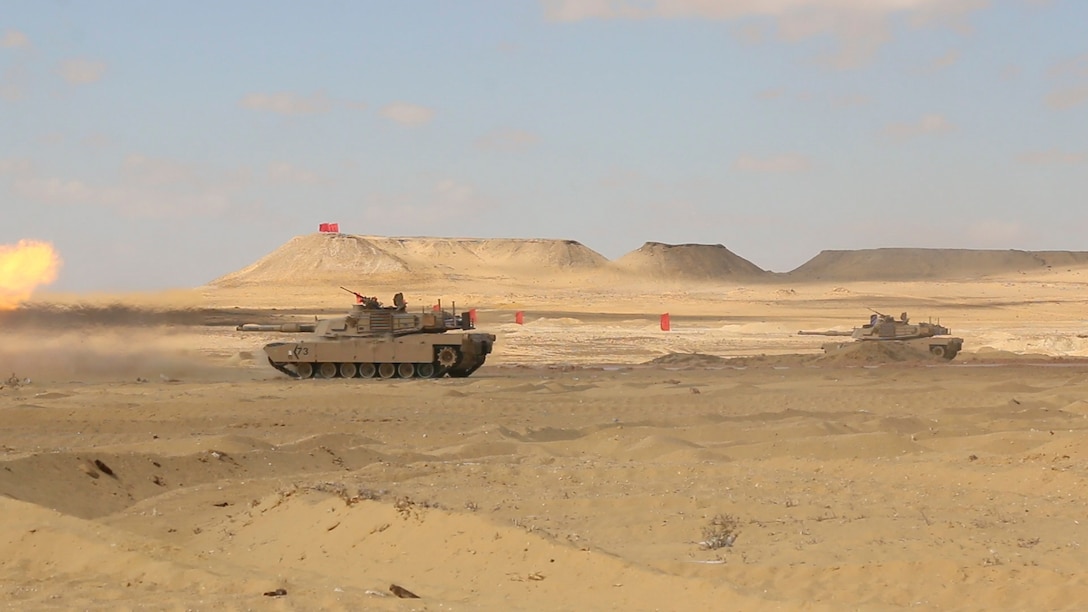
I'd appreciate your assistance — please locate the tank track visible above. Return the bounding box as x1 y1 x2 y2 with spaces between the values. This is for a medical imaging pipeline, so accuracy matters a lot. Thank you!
266 354 490 380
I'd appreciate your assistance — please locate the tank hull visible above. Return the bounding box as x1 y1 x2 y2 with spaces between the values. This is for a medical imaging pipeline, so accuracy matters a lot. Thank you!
821 336 963 360
263 332 495 379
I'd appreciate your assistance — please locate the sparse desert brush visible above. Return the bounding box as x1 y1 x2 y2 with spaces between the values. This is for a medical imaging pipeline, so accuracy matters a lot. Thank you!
700 513 739 550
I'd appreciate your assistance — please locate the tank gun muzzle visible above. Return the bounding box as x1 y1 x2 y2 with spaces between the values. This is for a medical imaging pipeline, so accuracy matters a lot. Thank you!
236 323 317 333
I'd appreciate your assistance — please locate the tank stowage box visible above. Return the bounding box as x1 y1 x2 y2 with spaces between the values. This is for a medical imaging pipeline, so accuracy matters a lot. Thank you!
799 311 963 360
237 291 496 379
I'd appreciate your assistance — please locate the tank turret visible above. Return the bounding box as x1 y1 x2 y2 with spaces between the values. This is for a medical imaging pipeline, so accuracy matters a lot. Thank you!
799 310 963 360
237 290 495 379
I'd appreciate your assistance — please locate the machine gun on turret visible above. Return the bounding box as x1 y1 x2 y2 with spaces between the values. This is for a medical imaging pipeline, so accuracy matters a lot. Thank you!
340 286 381 308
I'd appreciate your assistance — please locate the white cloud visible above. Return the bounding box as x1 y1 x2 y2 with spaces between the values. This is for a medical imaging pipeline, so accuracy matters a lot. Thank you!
1 30 30 48
59 59 106 85
267 161 326 185
240 92 333 115
883 113 955 140
733 153 812 173
542 0 988 68
475 128 539 152
380 102 435 127
1016 150 1088 166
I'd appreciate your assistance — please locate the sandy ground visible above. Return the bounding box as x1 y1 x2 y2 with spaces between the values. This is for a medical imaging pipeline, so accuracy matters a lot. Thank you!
3 275 1088 610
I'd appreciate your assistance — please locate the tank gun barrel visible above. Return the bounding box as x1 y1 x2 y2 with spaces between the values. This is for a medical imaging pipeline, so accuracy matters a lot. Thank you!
797 330 853 337
237 323 317 333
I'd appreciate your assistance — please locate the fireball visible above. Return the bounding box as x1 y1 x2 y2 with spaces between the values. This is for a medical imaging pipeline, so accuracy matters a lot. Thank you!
0 240 62 310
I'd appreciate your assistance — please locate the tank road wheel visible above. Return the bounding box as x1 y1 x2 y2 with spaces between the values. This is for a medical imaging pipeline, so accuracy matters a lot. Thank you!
397 363 416 378
358 363 377 379
378 363 397 379
295 362 314 379
929 345 947 359
416 363 436 379
317 362 338 379
436 346 460 369
339 362 358 378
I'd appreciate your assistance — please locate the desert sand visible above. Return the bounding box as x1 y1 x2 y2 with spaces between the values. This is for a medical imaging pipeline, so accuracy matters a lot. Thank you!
4 234 1088 611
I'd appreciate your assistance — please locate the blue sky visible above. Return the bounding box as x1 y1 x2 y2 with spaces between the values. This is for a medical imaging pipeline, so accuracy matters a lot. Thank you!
2 0 1086 291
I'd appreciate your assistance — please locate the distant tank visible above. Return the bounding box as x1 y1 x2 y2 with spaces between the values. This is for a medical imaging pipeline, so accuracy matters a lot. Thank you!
237 289 496 379
799 311 964 360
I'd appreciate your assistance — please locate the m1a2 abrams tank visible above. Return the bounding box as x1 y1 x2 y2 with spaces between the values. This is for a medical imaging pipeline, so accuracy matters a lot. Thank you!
799 311 964 360
237 289 496 379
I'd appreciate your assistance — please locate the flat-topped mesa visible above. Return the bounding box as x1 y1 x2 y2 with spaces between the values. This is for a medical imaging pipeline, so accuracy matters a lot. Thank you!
236 290 494 380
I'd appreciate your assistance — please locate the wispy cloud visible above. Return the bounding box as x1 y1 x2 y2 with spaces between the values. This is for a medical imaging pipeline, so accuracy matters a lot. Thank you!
1 30 30 48
1043 51 1088 110
924 49 961 73
11 176 237 218
0 67 25 101
1045 85 1088 110
831 94 872 109
0 158 34 177
966 219 1024 244
1016 150 1088 166
756 88 869 109
883 114 955 140
4 155 251 218
121 154 199 186
733 153 812 173
475 128 539 152
361 179 492 227
59 59 106 85
541 0 989 68
1047 52 1088 79
240 92 334 115
380 102 435 126
267 161 327 185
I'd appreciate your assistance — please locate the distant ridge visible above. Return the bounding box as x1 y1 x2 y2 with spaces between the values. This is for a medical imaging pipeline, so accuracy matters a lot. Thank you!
210 234 609 287
375 236 608 270
210 235 1088 288
614 242 767 280
788 248 1088 281
211 235 412 288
